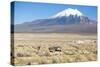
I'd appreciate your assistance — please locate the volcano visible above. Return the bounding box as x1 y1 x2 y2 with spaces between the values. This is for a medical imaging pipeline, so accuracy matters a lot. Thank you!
14 8 97 33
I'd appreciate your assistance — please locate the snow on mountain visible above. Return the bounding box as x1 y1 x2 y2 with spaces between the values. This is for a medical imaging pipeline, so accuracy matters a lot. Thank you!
51 8 83 18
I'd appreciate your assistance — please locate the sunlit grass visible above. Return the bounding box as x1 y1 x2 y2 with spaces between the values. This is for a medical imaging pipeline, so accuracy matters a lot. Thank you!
11 33 97 65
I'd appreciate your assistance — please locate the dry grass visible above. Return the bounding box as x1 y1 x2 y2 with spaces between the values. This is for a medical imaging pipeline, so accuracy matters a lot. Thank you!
11 33 97 65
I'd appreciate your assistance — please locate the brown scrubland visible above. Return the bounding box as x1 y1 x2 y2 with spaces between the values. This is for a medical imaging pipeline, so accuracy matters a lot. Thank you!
11 33 97 65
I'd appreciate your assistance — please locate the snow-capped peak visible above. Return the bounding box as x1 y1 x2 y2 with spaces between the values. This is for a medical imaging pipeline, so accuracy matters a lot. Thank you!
51 8 83 18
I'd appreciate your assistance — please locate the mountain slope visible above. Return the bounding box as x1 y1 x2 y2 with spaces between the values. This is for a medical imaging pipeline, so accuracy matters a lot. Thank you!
14 8 97 33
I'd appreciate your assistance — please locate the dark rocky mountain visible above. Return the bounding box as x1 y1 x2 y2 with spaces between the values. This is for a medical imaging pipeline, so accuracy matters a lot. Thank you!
13 8 97 33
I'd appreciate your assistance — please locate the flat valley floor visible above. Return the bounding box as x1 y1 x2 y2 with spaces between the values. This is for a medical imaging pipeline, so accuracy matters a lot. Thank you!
11 33 97 65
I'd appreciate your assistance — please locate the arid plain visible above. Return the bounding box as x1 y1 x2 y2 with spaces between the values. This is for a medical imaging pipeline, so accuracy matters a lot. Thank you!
11 33 97 65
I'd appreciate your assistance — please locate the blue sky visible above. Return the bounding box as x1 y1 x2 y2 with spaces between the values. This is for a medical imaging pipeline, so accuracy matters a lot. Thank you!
12 1 97 24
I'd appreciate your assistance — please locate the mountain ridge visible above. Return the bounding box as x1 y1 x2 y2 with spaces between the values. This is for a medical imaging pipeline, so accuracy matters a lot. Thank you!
13 8 97 33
